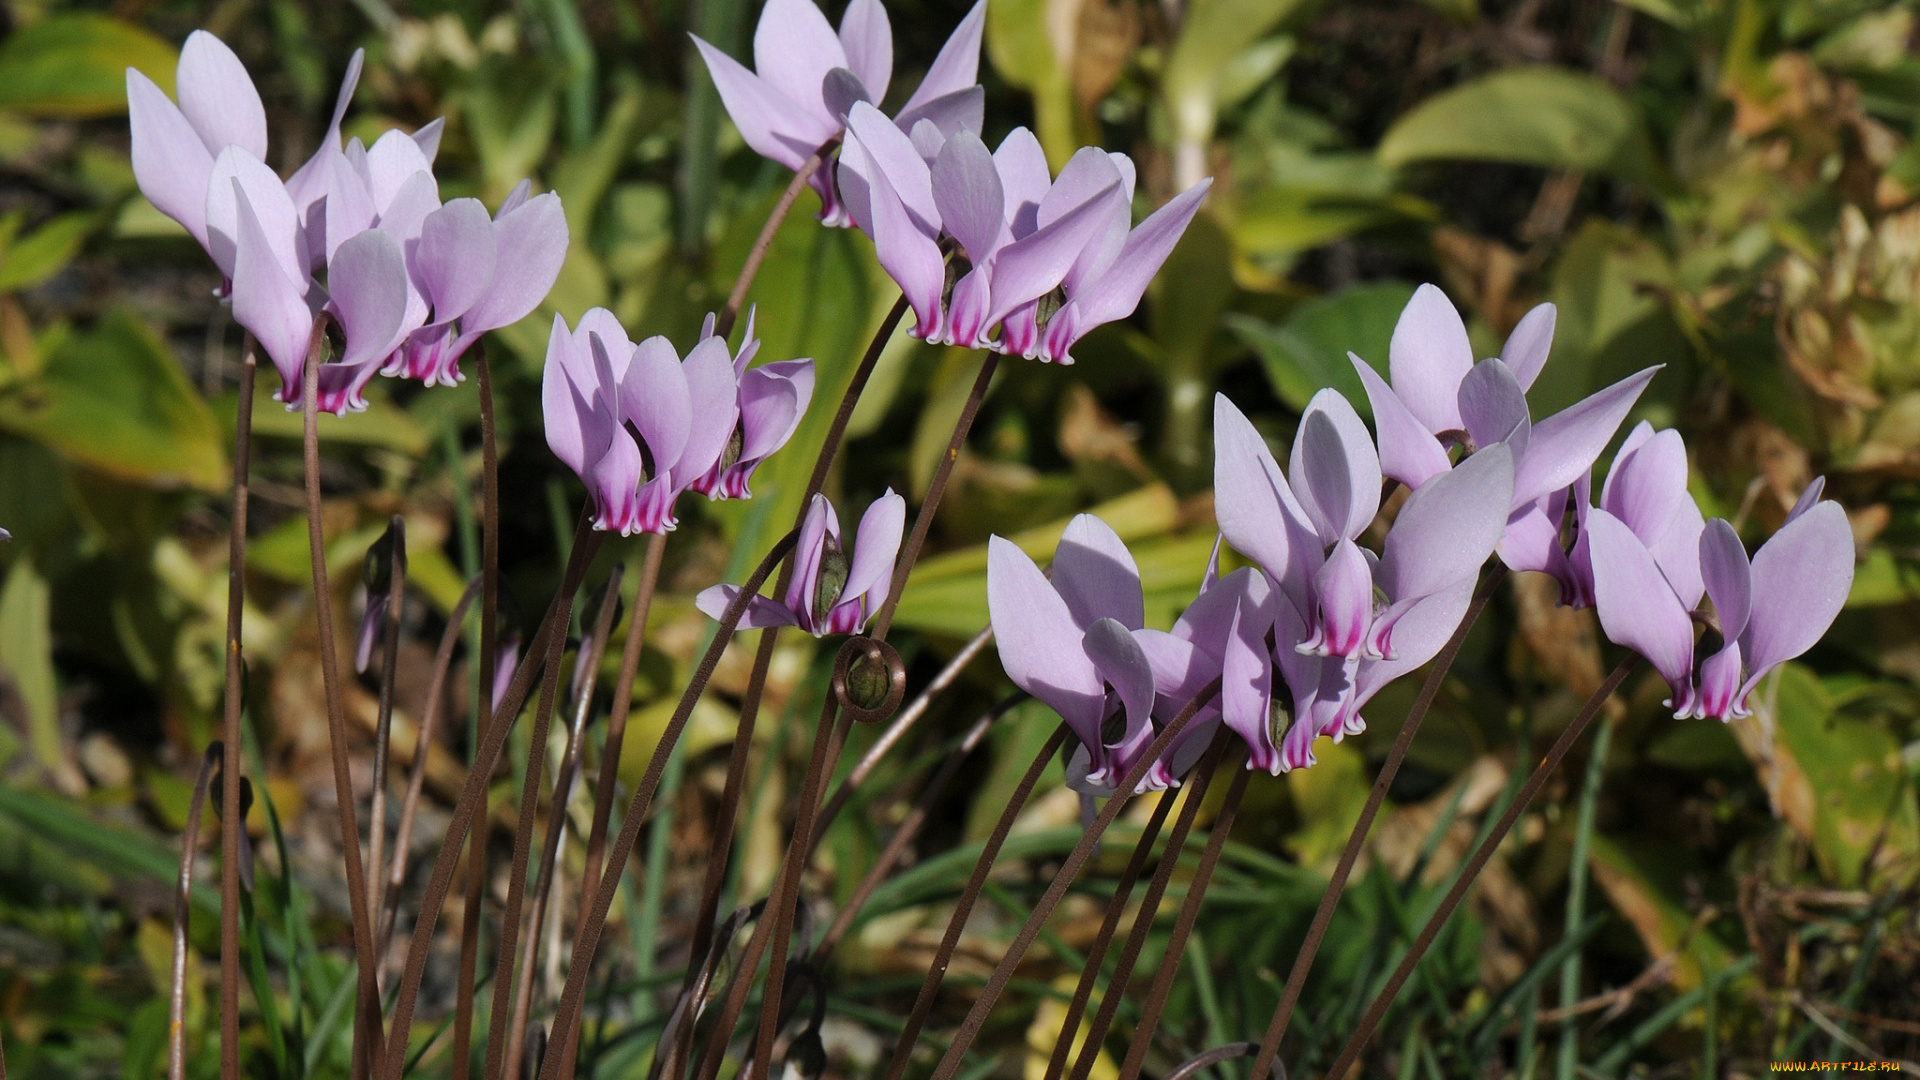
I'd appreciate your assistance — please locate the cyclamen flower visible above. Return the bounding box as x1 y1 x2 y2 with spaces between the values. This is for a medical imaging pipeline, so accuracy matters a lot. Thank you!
543 309 756 535
987 516 1166 794
697 492 907 636
1564 421 1705 609
1214 393 1514 771
694 0 987 226
1352 285 1656 576
840 105 1211 363
1588 481 1853 720
685 311 818 500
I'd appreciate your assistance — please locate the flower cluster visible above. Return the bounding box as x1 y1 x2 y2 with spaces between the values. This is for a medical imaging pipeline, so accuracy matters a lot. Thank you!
542 308 816 535
988 285 1856 795
128 34 567 413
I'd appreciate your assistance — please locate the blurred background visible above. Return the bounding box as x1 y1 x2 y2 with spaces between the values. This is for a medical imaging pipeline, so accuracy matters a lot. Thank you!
0 0 1915 1075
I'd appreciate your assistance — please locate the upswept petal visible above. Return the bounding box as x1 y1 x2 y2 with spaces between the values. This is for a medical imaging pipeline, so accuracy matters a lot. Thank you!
786 495 839 621
1215 572 1281 772
206 146 302 281
846 102 939 232
1212 394 1306 585
692 37 829 170
695 585 803 629
1351 356 1452 490
1698 518 1752 641
980 181 1122 329
844 135 945 338
988 535 1108 741
1040 179 1210 354
328 229 411 370
1738 501 1854 704
1500 302 1556 391
1601 424 1688 541
837 0 893 104
753 0 849 119
365 129 435 212
376 171 441 243
674 337 741 480
542 316 593 476
1379 444 1513 602
457 192 569 337
1038 148 1125 227
1512 367 1659 507
1787 477 1826 524
1292 390 1381 543
992 127 1051 235
176 31 267 160
1053 514 1145 631
1457 358 1531 454
229 182 315 394
285 49 364 216
622 337 694 471
1587 509 1697 713
737 358 816 460
414 199 498 322
900 0 986 116
1497 491 1573 584
322 150 376 262
893 86 984 144
931 130 1004 263
1388 284 1474 435
128 70 215 248
412 117 445 164
844 490 906 616
1647 496 1706 611
1083 618 1156 741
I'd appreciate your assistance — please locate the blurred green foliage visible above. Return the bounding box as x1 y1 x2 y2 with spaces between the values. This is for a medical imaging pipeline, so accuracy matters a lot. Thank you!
0 0 1915 1076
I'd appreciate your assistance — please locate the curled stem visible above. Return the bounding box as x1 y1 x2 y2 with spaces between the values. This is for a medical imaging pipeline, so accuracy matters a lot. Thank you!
301 322 384 1071
1321 656 1639 1077
217 342 255 1080
173 744 221 1080
921 678 1223 1080
1247 566 1507 1078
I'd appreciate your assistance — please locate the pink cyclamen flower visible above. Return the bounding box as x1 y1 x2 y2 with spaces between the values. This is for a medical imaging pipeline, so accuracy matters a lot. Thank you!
1563 420 1706 608
685 310 818 500
1352 285 1656 579
543 309 750 535
697 491 907 636
987 515 1168 794
694 0 987 226
840 106 1210 362
1213 393 1514 770
1588 481 1853 720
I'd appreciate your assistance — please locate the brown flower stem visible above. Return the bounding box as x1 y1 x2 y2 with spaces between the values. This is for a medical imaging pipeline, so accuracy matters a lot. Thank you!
881 724 1070 1080
453 349 504 1080
503 568 624 1080
1039 768 1186 1080
535 530 799 1080
555 531 667 1080
919 678 1222 1080
367 516 407 985
174 745 221 1080
377 577 481 965
380 517 605 1080
301 325 384 1072
869 351 997 642
1321 656 1638 1078
217 341 255 1080
1065 736 1232 1080
482 587 577 1080
810 690 1026 963
812 623 994 843
716 145 832 341
1116 761 1254 1080
1245 566 1507 1080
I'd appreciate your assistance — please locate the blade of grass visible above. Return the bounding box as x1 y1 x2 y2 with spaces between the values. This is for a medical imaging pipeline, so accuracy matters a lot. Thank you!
1557 714 1614 1080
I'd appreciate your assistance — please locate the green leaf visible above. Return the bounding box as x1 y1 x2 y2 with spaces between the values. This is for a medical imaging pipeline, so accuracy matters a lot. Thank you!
0 310 227 491
0 558 82 792
0 13 179 119
1163 0 1309 152
985 0 1086 166
1844 549 1920 607
0 212 101 293
1377 67 1657 183
1231 281 1416 415
226 376 428 457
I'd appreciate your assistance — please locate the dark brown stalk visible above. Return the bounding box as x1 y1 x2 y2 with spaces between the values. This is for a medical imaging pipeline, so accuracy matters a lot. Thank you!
881 724 1070 1080
217 343 255 1080
534 530 799 1080
920 678 1222 1080
1064 737 1232 1080
813 623 994 841
1163 1043 1280 1080
1038 770 1186 1080
1245 567 1506 1080
1320 657 1639 1078
368 516 407 974
715 146 832 340
482 595 577 1080
301 327 384 1071
377 577 480 965
380 518 605 1080
662 295 913 1069
555 531 667 1080
735 698 855 1080
811 691 1026 962
503 569 624 1080
454 349 504 1080
1116 762 1254 1080
868 351 998 642
173 745 220 1080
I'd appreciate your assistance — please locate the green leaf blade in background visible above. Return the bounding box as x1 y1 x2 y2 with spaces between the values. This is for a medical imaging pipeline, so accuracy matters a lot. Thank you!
1231 281 1416 416
0 13 178 119
1377 66 1658 184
